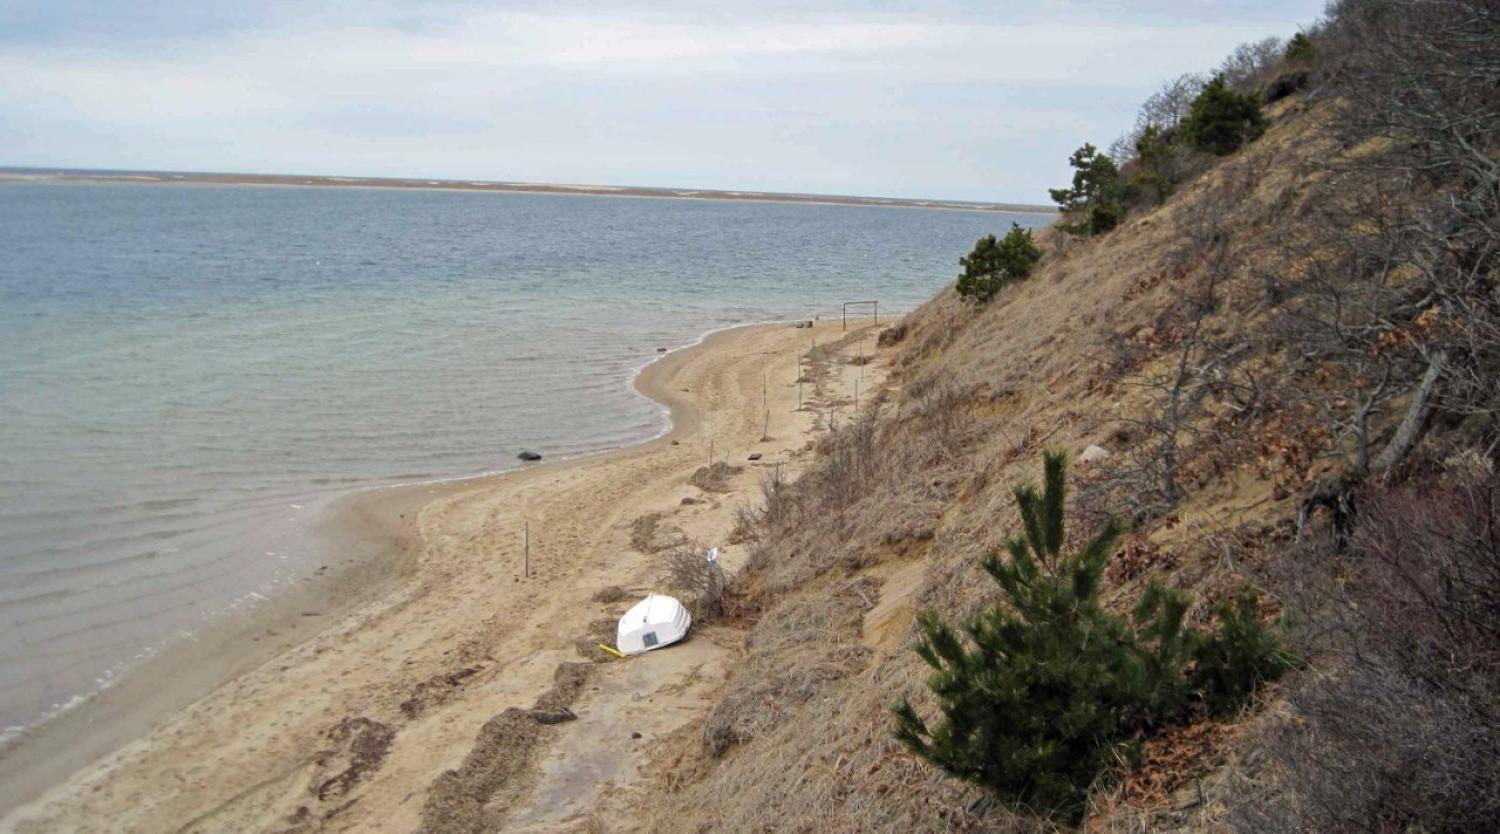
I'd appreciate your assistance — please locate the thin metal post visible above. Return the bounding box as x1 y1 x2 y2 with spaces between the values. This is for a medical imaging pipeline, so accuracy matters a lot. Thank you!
524 520 530 578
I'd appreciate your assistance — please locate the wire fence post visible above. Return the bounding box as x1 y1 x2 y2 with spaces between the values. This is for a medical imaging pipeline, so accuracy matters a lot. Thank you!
524 520 530 578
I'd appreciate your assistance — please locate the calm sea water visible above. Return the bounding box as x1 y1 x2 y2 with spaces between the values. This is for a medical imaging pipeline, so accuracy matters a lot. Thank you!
0 180 1048 740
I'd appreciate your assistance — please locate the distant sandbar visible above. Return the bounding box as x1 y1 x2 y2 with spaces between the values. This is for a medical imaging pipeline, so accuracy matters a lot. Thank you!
0 168 1057 214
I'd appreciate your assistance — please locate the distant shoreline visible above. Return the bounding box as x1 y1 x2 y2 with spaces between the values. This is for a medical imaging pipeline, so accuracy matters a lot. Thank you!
0 167 1057 215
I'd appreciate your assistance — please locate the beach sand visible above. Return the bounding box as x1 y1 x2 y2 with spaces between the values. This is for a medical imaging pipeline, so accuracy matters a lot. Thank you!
0 319 883 833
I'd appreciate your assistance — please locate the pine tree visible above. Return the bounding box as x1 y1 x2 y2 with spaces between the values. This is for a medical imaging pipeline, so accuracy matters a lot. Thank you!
1049 144 1126 235
1130 124 1179 206
893 452 1295 824
955 224 1042 303
1284 32 1316 66
1181 74 1269 156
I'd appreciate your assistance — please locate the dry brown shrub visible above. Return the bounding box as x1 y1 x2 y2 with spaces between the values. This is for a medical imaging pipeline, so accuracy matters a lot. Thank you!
689 462 742 493
658 541 727 622
628 513 661 552
590 585 630 604
628 512 684 553
1229 474 1500 833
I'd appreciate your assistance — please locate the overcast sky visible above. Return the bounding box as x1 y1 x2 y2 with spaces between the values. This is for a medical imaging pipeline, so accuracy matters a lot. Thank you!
0 1 1327 202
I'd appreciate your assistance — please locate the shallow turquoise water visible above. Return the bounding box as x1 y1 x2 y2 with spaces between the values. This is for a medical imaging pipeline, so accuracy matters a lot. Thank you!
0 180 1049 737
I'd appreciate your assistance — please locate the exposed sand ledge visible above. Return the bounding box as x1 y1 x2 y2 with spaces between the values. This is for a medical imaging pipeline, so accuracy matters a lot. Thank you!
1 318 881 833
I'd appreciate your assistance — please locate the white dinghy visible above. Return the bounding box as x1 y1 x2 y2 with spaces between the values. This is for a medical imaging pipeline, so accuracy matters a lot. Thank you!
616 594 692 656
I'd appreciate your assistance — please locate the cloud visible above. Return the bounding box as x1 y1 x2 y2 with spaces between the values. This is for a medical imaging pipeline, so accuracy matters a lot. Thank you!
0 2 1327 201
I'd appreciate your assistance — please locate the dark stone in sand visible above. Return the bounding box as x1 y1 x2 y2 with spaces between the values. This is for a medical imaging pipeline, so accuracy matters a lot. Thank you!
657 347 668 353
747 452 763 461
517 451 543 461
631 731 643 739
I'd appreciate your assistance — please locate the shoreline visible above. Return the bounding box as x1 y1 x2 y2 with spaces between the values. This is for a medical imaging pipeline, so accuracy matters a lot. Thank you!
0 169 1058 215
0 313 799 809
0 318 869 830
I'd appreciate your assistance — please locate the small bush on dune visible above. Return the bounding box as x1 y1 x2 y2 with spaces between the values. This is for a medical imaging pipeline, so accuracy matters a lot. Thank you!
894 451 1295 824
955 223 1042 303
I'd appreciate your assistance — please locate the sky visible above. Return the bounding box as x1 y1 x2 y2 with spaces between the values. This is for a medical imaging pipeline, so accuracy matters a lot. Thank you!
0 1 1328 203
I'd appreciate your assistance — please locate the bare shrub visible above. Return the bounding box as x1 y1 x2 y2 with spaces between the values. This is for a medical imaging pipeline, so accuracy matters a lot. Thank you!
1266 0 1500 490
910 380 975 460
1218 37 1283 92
590 585 629 604
628 513 660 552
659 541 727 622
1113 72 1208 163
729 394 969 597
689 461 742 493
1231 474 1500 832
729 468 790 545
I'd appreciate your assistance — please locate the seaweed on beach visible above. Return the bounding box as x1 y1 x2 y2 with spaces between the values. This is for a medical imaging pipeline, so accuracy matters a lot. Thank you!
415 662 593 834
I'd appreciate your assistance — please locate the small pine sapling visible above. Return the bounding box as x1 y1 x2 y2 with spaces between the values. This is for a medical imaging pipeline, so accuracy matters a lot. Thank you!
894 451 1294 824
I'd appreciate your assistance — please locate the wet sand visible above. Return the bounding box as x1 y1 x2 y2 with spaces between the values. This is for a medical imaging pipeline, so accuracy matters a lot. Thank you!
0 318 879 833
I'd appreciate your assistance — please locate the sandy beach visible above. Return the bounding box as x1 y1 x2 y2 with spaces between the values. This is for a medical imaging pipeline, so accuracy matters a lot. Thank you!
0 318 883 833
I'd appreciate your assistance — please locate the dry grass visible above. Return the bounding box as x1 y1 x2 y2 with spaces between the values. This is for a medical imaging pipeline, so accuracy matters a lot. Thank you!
590 585 630 604
627 80 1485 833
1225 476 1500 833
628 512 684 553
689 462 742 493
701 576 877 757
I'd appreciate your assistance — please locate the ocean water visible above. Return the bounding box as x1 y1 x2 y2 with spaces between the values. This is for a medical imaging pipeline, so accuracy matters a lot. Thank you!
0 180 1049 741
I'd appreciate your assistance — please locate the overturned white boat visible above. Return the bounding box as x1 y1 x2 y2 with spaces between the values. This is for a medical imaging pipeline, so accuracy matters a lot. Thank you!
616 594 692 656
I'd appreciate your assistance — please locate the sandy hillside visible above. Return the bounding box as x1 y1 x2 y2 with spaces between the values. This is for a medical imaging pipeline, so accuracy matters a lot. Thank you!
1 318 886 834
